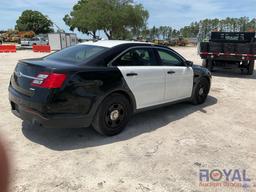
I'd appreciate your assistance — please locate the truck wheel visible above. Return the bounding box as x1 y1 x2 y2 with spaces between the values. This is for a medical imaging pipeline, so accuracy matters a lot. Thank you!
248 61 254 75
206 59 213 72
202 59 208 67
191 78 210 105
92 93 132 136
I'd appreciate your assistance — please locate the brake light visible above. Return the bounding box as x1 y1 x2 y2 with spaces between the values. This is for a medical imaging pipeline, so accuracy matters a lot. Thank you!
31 73 67 89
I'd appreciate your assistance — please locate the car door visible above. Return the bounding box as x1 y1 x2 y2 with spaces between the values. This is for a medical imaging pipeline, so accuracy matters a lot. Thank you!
111 47 166 109
156 48 194 102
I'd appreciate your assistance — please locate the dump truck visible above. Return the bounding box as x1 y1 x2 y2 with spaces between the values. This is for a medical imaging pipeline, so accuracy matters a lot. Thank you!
199 32 256 75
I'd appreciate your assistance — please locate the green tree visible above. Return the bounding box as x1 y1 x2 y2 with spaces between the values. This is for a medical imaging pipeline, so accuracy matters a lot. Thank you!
64 0 149 39
167 27 173 39
16 10 53 34
150 26 157 39
158 26 170 40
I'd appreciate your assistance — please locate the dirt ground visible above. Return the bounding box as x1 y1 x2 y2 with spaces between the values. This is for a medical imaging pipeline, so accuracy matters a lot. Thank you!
0 47 256 192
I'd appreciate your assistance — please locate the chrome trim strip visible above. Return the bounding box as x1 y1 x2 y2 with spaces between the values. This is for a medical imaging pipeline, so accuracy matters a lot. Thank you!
15 71 42 80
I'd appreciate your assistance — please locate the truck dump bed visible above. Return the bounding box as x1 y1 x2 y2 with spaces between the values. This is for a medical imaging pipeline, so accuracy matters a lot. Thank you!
200 32 256 61
199 32 255 75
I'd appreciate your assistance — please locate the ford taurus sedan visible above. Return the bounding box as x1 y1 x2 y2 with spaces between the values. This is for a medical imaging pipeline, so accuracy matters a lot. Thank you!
9 40 211 136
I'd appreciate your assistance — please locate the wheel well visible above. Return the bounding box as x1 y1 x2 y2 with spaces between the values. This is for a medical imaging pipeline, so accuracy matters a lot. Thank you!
106 90 136 112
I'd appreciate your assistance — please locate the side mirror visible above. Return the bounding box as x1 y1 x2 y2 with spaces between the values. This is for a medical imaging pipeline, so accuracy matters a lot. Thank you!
185 60 193 67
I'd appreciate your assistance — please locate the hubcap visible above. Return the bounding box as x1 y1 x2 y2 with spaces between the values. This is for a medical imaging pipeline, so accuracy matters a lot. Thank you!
105 103 125 129
199 87 204 96
110 110 120 121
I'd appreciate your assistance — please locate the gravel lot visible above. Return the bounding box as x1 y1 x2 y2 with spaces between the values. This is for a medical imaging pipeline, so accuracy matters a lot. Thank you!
0 47 256 192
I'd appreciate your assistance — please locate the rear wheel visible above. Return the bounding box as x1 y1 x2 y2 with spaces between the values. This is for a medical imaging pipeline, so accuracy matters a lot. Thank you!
248 61 254 75
92 93 132 136
192 78 210 105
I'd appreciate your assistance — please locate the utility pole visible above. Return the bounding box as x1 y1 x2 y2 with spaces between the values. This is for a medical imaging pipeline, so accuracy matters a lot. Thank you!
46 16 65 33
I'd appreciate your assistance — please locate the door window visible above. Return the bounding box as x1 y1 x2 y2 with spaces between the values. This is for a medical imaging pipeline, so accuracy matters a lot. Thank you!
157 49 183 66
112 48 156 66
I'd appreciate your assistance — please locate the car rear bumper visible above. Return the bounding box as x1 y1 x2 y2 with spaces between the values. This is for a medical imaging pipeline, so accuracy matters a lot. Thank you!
10 105 92 128
9 88 93 128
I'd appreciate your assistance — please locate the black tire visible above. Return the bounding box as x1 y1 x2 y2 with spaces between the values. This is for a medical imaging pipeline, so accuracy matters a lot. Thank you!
206 59 213 72
248 61 254 75
192 78 210 105
202 59 208 67
92 93 132 136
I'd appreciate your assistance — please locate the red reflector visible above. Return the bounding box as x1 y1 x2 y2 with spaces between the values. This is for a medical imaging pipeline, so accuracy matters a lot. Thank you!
31 73 67 89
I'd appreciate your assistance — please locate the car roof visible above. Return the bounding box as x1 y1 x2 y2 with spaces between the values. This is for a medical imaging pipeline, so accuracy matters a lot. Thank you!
79 40 152 48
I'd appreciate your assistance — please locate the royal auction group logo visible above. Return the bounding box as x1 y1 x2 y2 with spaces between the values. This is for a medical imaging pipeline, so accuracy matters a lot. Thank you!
199 169 255 188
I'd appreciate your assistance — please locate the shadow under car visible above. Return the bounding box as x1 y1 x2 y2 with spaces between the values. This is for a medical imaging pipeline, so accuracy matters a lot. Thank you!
22 96 218 151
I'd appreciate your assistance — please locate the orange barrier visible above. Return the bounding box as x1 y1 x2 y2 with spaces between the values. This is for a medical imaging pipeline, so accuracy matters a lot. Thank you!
32 45 51 53
0 45 16 53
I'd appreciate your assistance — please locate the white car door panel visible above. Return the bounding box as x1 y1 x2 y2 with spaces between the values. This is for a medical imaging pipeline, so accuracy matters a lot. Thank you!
118 66 165 109
164 66 194 102
156 48 194 102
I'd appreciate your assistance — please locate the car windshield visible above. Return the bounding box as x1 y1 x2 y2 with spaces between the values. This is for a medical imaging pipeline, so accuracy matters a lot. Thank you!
44 45 108 64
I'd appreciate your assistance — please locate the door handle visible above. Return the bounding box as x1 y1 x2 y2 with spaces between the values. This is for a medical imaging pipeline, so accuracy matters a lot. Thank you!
126 72 138 77
167 71 176 74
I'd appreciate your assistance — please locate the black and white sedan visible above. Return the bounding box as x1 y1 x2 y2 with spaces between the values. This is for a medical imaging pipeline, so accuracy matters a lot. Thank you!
9 40 211 136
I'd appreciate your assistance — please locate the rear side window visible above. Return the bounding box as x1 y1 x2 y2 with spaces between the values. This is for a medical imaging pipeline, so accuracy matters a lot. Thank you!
157 49 183 66
112 48 156 66
45 45 107 64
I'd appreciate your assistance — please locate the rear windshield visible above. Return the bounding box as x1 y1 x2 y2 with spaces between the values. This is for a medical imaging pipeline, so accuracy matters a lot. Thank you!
44 45 107 64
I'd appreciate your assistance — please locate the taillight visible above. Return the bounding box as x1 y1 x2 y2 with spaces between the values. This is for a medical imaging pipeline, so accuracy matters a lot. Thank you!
31 72 67 89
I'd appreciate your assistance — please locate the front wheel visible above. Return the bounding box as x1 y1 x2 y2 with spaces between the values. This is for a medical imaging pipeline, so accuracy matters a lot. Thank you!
191 78 210 105
92 93 132 136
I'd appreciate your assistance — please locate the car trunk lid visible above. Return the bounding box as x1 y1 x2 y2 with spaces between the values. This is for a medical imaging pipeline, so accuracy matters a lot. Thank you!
11 59 59 97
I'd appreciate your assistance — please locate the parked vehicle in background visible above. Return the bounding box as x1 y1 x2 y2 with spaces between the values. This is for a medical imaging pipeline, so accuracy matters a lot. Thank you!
176 36 189 46
21 37 48 47
154 36 188 47
199 32 256 75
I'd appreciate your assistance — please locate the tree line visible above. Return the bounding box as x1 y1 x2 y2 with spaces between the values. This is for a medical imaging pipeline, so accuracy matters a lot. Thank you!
143 17 256 41
181 17 256 40
13 1 256 41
